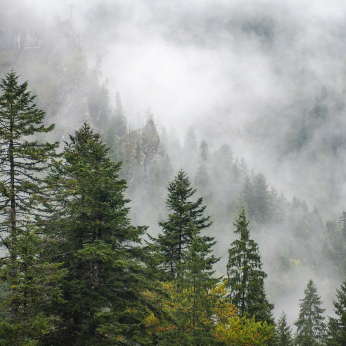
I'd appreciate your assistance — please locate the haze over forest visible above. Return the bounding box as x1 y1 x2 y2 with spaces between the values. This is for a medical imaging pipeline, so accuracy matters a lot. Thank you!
1 0 346 344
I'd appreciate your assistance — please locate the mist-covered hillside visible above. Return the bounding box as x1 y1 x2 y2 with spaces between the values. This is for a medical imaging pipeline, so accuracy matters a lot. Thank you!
1 0 346 344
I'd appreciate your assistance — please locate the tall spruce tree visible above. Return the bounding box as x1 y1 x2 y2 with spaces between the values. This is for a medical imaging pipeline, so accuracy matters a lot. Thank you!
226 208 274 324
277 311 293 346
151 169 213 279
294 279 326 345
0 70 63 343
326 281 346 345
44 123 160 345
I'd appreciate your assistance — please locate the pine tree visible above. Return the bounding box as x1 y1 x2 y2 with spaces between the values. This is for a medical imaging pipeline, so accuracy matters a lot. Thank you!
0 70 62 343
0 228 65 345
44 123 160 345
277 311 293 346
294 279 326 345
226 208 274 324
326 281 346 345
151 169 213 279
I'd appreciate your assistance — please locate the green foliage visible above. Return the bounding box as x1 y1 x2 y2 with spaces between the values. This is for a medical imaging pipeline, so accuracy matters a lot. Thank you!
325 212 346 278
277 312 293 346
0 229 65 346
326 281 346 345
150 169 213 279
294 279 326 345
160 236 220 345
0 70 58 225
44 123 159 345
216 316 275 345
0 70 63 344
227 208 274 325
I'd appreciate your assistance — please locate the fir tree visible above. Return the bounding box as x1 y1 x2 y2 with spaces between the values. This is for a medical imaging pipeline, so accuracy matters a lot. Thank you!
294 279 326 345
44 123 160 345
0 70 62 342
277 311 293 346
0 228 65 345
151 169 213 279
326 281 346 345
226 208 274 325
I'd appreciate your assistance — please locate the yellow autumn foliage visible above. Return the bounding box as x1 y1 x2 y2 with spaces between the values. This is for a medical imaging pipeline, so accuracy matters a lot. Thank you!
143 281 274 344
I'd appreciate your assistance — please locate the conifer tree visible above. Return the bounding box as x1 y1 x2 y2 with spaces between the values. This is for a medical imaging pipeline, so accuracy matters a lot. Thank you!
151 169 213 279
0 228 65 344
0 70 62 343
326 281 346 345
277 311 293 346
44 123 160 345
226 208 274 324
199 140 210 162
294 279 326 345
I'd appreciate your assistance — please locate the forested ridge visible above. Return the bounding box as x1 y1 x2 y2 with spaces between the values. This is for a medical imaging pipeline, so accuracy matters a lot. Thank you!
1 0 346 345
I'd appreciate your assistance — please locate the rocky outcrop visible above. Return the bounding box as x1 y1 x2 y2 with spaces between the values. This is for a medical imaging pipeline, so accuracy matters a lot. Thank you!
142 118 160 178
118 118 160 184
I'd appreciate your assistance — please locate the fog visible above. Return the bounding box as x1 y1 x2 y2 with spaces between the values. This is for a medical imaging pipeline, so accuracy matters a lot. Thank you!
31 0 346 211
4 0 346 329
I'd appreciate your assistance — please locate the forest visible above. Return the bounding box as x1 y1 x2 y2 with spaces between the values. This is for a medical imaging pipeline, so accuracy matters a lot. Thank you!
1 0 346 345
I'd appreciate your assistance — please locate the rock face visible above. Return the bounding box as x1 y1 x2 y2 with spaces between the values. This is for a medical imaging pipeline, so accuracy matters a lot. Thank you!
142 118 160 179
119 118 160 185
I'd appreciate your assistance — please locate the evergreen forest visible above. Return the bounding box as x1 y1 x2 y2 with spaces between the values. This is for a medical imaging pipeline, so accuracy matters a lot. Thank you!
1 0 346 345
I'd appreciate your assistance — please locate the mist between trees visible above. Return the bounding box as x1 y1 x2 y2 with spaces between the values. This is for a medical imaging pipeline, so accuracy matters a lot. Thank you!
2 0 346 345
